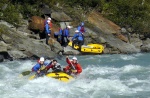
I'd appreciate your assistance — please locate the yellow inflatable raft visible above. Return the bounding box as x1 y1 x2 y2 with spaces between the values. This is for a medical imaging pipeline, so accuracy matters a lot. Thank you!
29 72 73 82
68 41 104 54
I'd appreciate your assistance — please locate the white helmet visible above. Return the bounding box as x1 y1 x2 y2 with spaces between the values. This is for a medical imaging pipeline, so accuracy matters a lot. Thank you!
67 25 71 28
48 17 51 20
72 56 77 60
40 57 45 61
47 20 50 23
75 30 79 32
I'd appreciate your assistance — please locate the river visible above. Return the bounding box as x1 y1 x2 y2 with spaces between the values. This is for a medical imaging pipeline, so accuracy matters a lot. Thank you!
0 53 150 98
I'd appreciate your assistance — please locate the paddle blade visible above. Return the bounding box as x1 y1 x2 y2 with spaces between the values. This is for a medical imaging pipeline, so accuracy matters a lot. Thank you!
29 75 36 80
21 71 31 76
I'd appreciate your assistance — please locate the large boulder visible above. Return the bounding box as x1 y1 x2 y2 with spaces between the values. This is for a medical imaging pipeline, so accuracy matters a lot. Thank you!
28 16 45 32
0 24 57 60
48 38 63 53
88 11 128 42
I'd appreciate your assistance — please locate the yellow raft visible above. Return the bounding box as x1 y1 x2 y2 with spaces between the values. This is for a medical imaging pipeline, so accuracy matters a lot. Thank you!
68 41 104 54
29 72 73 82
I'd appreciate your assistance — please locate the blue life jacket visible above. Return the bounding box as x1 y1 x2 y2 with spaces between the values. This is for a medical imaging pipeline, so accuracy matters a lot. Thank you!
59 29 63 35
63 28 69 37
32 62 49 72
45 23 51 34
77 32 83 41
72 32 83 41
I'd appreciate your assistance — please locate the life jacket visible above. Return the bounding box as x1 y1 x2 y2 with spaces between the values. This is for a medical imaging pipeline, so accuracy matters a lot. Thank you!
80 26 85 33
52 63 61 72
77 33 83 41
63 29 68 37
49 21 52 28
40 65 46 71
69 62 78 70
59 28 63 35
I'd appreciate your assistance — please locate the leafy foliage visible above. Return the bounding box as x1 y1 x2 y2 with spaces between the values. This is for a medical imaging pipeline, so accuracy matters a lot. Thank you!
103 0 150 34
0 0 150 34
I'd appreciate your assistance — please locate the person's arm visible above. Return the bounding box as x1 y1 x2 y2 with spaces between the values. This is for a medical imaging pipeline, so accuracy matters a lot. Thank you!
76 63 82 74
45 24 50 34
63 65 70 72
46 64 53 71
72 34 77 41
32 64 40 72
66 57 71 65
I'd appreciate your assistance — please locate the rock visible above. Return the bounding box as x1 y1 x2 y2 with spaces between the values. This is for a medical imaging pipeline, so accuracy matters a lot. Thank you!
131 33 139 38
63 46 80 55
0 55 4 62
0 24 57 59
98 37 106 44
40 4 51 15
88 11 128 43
130 37 143 49
28 16 45 31
141 38 150 52
51 12 72 22
1 34 12 44
115 33 128 42
121 28 127 33
88 11 121 34
8 50 28 59
103 48 110 54
127 27 133 33
0 41 8 52
48 38 63 53
0 20 16 31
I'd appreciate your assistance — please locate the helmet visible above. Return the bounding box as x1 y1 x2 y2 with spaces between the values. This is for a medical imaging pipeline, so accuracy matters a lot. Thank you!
47 20 50 23
48 17 51 20
67 25 71 29
72 56 77 60
75 30 79 32
81 22 84 26
40 57 45 62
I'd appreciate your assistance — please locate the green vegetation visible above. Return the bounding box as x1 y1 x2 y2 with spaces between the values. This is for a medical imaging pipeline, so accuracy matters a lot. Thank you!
103 0 150 34
0 0 150 34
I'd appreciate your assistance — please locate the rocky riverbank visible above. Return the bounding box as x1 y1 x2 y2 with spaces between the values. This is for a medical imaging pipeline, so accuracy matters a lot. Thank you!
0 11 150 62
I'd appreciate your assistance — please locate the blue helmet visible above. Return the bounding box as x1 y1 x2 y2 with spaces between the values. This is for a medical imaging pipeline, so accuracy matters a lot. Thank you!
81 22 84 26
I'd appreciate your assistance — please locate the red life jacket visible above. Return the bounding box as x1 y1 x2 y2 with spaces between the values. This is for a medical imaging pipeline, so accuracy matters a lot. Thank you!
80 26 85 33
44 20 52 28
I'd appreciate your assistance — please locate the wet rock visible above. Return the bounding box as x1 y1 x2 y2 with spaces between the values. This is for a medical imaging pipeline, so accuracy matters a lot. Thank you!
0 55 4 62
63 46 80 55
141 38 150 52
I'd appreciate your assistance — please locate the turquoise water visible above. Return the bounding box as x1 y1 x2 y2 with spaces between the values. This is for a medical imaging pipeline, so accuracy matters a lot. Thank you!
0 53 150 98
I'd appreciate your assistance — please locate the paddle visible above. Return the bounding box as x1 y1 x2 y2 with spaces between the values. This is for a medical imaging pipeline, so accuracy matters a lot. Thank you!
68 57 75 70
20 70 31 76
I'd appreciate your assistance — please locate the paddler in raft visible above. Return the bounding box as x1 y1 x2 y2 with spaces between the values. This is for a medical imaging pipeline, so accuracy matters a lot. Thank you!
63 56 82 75
45 59 62 72
32 57 50 77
